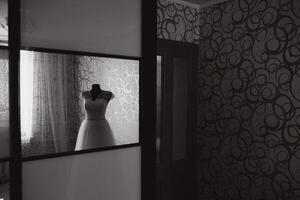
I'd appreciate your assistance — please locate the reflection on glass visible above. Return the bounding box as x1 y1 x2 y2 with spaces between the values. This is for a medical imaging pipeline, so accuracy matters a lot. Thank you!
0 50 9 158
20 50 139 157
0 0 7 46
0 162 9 200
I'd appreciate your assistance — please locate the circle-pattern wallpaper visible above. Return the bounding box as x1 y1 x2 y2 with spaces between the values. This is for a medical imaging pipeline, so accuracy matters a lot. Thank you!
157 0 200 43
197 0 300 199
157 0 300 198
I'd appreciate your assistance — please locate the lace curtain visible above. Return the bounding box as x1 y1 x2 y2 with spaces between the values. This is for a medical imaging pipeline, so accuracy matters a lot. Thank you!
0 49 9 158
0 50 8 123
22 51 78 156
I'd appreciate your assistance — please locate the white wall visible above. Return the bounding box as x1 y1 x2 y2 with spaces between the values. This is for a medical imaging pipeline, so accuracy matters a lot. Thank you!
23 147 141 200
21 0 141 57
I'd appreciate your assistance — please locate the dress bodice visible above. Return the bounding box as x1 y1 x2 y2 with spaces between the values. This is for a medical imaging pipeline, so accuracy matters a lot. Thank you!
84 98 108 120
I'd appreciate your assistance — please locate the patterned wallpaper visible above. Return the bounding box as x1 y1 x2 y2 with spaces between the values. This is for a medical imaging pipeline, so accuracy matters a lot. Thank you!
197 0 300 199
158 0 300 199
157 0 200 43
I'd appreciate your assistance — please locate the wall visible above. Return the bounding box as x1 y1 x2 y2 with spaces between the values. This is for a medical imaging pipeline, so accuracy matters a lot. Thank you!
158 0 300 199
21 0 141 57
157 0 200 43
197 0 300 199
157 0 228 43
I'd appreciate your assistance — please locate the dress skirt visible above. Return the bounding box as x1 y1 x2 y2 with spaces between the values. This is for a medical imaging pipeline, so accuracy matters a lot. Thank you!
75 119 115 151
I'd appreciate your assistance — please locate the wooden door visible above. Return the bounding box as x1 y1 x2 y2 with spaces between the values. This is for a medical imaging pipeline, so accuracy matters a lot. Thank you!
156 39 198 200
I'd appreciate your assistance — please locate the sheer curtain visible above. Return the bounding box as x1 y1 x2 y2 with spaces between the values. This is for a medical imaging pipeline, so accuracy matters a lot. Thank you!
21 51 76 155
0 49 9 158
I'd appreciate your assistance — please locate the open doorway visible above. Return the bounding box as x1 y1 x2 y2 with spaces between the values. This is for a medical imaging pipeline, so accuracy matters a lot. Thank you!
156 39 198 200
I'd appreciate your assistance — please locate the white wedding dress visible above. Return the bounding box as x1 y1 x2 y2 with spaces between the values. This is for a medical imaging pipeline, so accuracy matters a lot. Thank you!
75 96 115 151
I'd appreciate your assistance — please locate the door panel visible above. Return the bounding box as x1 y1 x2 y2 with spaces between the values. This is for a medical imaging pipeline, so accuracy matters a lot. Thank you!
156 39 197 200
172 57 188 161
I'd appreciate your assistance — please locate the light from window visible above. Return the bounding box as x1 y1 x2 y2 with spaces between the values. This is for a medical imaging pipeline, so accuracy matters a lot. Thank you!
20 50 34 140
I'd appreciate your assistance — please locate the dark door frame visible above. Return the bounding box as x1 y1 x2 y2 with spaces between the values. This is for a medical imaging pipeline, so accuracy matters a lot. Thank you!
9 0 22 199
157 38 198 200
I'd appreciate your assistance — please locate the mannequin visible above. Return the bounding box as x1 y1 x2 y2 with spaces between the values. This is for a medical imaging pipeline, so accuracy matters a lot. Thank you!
75 84 115 150
89 84 114 101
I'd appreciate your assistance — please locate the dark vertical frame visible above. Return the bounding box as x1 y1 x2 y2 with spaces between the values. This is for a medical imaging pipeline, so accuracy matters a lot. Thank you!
141 0 157 200
189 43 198 200
157 39 198 200
8 0 22 199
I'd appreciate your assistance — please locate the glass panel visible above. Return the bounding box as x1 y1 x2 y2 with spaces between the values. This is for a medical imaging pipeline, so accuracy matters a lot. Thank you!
0 50 9 158
23 147 140 200
20 50 139 157
172 57 188 161
0 0 8 46
21 0 141 57
0 162 9 200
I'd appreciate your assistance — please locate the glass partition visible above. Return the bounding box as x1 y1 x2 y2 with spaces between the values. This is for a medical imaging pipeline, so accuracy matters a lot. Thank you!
20 50 139 157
